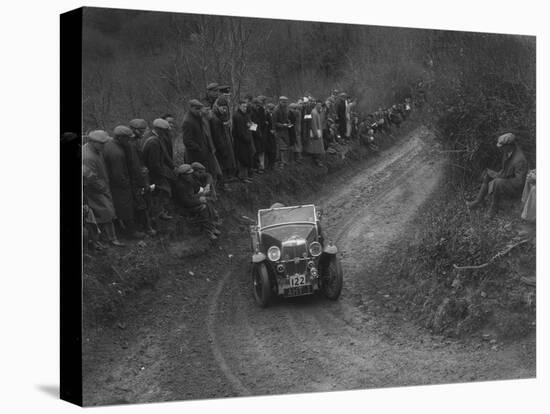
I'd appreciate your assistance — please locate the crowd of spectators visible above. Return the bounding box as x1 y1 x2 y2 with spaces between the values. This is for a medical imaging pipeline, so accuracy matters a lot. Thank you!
81 83 415 247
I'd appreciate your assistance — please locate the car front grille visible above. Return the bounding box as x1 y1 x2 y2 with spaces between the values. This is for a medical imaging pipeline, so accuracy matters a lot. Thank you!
283 259 307 276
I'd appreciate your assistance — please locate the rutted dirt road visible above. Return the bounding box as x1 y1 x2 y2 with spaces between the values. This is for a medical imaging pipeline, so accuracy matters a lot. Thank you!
83 126 535 405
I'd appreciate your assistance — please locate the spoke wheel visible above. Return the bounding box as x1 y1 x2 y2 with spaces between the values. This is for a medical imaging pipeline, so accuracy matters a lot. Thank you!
321 256 343 300
252 262 271 307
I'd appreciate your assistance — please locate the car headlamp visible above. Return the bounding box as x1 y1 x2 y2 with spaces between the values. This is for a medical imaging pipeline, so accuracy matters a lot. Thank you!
309 242 322 257
267 246 281 261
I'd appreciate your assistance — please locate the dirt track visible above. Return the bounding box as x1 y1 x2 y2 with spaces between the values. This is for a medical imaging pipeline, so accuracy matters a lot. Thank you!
83 126 535 405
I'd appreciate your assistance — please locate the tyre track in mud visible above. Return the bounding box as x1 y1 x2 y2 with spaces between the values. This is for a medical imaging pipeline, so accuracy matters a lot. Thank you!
203 126 535 398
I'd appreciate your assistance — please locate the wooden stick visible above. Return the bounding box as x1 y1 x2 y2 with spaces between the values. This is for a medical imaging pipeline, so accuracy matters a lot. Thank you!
453 238 529 271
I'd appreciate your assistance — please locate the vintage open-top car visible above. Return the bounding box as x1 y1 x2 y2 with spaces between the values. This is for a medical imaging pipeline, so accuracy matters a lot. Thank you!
249 204 343 307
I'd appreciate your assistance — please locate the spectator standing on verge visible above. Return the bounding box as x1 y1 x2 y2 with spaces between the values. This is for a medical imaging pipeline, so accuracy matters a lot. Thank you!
250 97 267 173
308 100 326 167
82 130 124 247
142 118 175 224
103 125 145 239
182 99 220 179
232 99 255 183
265 103 278 170
210 96 238 182
289 102 303 163
128 118 156 236
203 83 219 108
273 96 291 169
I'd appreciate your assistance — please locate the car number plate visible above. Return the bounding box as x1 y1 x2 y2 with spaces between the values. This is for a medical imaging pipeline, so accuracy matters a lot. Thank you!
289 274 307 287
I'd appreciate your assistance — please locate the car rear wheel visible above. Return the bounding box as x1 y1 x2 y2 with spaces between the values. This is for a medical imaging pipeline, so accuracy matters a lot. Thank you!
321 255 343 300
252 262 271 307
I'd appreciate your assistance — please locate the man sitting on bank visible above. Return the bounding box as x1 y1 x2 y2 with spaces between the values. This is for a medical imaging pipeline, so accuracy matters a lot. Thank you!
466 132 528 217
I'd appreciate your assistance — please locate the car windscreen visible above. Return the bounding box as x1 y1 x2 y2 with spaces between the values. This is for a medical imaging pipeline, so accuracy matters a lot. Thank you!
259 206 316 228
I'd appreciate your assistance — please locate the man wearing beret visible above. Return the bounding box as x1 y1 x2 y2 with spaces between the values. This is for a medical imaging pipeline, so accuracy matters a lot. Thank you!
466 133 528 216
173 164 221 241
142 118 176 224
82 130 124 246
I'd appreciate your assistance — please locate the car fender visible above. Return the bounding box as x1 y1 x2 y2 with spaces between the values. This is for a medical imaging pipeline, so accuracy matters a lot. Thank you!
323 244 338 254
252 252 267 263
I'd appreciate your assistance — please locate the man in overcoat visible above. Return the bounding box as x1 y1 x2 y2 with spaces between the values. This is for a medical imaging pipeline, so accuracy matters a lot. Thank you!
308 100 326 167
182 99 220 178
210 96 237 180
82 130 124 246
273 96 291 168
250 97 268 172
466 133 528 216
265 103 278 170
142 118 175 223
128 119 156 236
289 102 303 163
103 125 145 239
232 99 255 183
336 92 347 140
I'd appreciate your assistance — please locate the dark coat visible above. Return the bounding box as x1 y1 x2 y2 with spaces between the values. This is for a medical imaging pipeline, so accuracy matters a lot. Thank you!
210 108 237 172
232 108 255 167
288 110 297 147
336 98 347 136
142 131 175 195
127 140 148 210
173 174 203 210
103 138 135 221
250 105 268 154
265 111 278 161
490 146 528 197
82 143 116 223
182 111 220 176
273 105 290 147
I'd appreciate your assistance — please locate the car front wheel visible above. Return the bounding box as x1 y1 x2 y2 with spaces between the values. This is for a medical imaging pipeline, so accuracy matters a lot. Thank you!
252 262 271 307
321 255 343 300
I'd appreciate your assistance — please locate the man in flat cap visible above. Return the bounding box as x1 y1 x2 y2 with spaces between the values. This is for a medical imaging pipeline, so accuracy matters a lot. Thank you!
127 119 156 236
232 99 256 183
264 102 278 170
82 130 125 247
288 102 303 163
335 92 348 140
142 118 176 225
173 164 221 241
191 161 217 201
273 96 292 168
249 97 268 173
210 95 237 182
466 132 528 216
182 99 221 180
103 125 146 239
307 100 326 167
203 83 220 109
